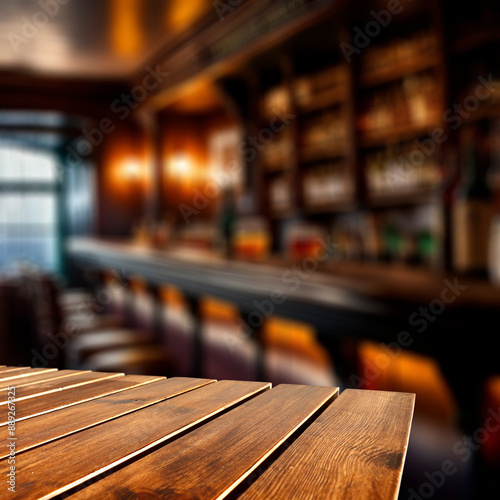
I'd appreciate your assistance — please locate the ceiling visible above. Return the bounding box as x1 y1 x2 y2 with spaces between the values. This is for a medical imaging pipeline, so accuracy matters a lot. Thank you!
0 0 339 119
0 0 213 79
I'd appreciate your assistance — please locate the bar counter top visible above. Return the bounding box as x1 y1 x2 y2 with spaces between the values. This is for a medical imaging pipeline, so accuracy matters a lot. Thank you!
66 237 500 312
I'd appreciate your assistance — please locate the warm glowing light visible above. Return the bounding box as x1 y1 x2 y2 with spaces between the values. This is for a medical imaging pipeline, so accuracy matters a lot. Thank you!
110 0 144 57
123 159 141 180
165 0 209 32
168 153 192 178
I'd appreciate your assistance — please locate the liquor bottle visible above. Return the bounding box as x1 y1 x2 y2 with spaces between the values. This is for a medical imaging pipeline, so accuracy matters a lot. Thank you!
432 145 459 271
452 130 493 278
488 175 500 283
218 186 237 257
487 118 500 282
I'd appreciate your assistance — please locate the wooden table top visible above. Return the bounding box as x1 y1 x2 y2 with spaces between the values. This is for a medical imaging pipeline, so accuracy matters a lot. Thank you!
1 366 415 499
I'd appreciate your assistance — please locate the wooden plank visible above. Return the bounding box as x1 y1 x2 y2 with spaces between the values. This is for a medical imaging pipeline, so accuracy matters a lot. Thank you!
65 384 338 500
0 376 209 458
238 389 416 500
0 375 161 426
0 368 57 384
0 366 35 375
2 380 270 500
0 371 122 405
0 370 87 391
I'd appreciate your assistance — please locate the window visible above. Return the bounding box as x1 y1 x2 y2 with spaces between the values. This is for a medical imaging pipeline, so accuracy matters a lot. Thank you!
0 143 60 273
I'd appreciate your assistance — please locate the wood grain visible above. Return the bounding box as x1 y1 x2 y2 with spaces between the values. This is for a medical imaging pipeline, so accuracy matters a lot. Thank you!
0 367 56 383
0 375 162 425
0 366 37 375
0 377 212 458
0 371 122 405
0 370 87 391
65 384 338 500
238 389 415 500
1 380 270 499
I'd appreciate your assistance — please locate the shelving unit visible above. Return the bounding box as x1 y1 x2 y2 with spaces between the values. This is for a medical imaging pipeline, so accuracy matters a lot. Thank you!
236 1 444 268
359 52 441 88
209 0 500 276
351 1 447 269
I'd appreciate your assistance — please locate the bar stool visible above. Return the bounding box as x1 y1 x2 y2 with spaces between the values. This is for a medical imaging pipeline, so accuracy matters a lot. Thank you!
201 297 258 381
160 286 195 377
74 285 174 376
262 317 337 387
18 267 171 375
65 274 173 376
63 274 150 367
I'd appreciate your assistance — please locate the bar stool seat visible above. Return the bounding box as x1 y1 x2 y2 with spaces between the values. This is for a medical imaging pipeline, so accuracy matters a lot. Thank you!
57 288 94 314
65 328 154 368
81 344 173 376
63 311 124 334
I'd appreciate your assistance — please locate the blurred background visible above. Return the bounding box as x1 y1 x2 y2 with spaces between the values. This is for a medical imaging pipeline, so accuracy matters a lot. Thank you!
0 0 500 498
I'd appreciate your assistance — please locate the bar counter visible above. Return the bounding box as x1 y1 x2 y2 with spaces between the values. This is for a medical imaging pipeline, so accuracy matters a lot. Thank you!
66 237 500 334
66 237 500 432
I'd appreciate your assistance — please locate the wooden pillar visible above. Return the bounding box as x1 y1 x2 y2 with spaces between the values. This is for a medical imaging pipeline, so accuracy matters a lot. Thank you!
141 110 164 225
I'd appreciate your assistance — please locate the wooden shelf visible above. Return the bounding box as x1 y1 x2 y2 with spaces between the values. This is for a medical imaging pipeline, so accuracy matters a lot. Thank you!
269 206 296 219
299 144 349 162
295 87 348 113
259 108 294 124
360 52 441 88
462 100 500 124
367 186 436 207
263 163 294 174
359 121 441 148
262 153 293 173
454 30 500 54
303 197 356 214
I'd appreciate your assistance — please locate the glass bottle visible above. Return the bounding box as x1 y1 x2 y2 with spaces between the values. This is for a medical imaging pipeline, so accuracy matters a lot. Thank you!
452 129 493 278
